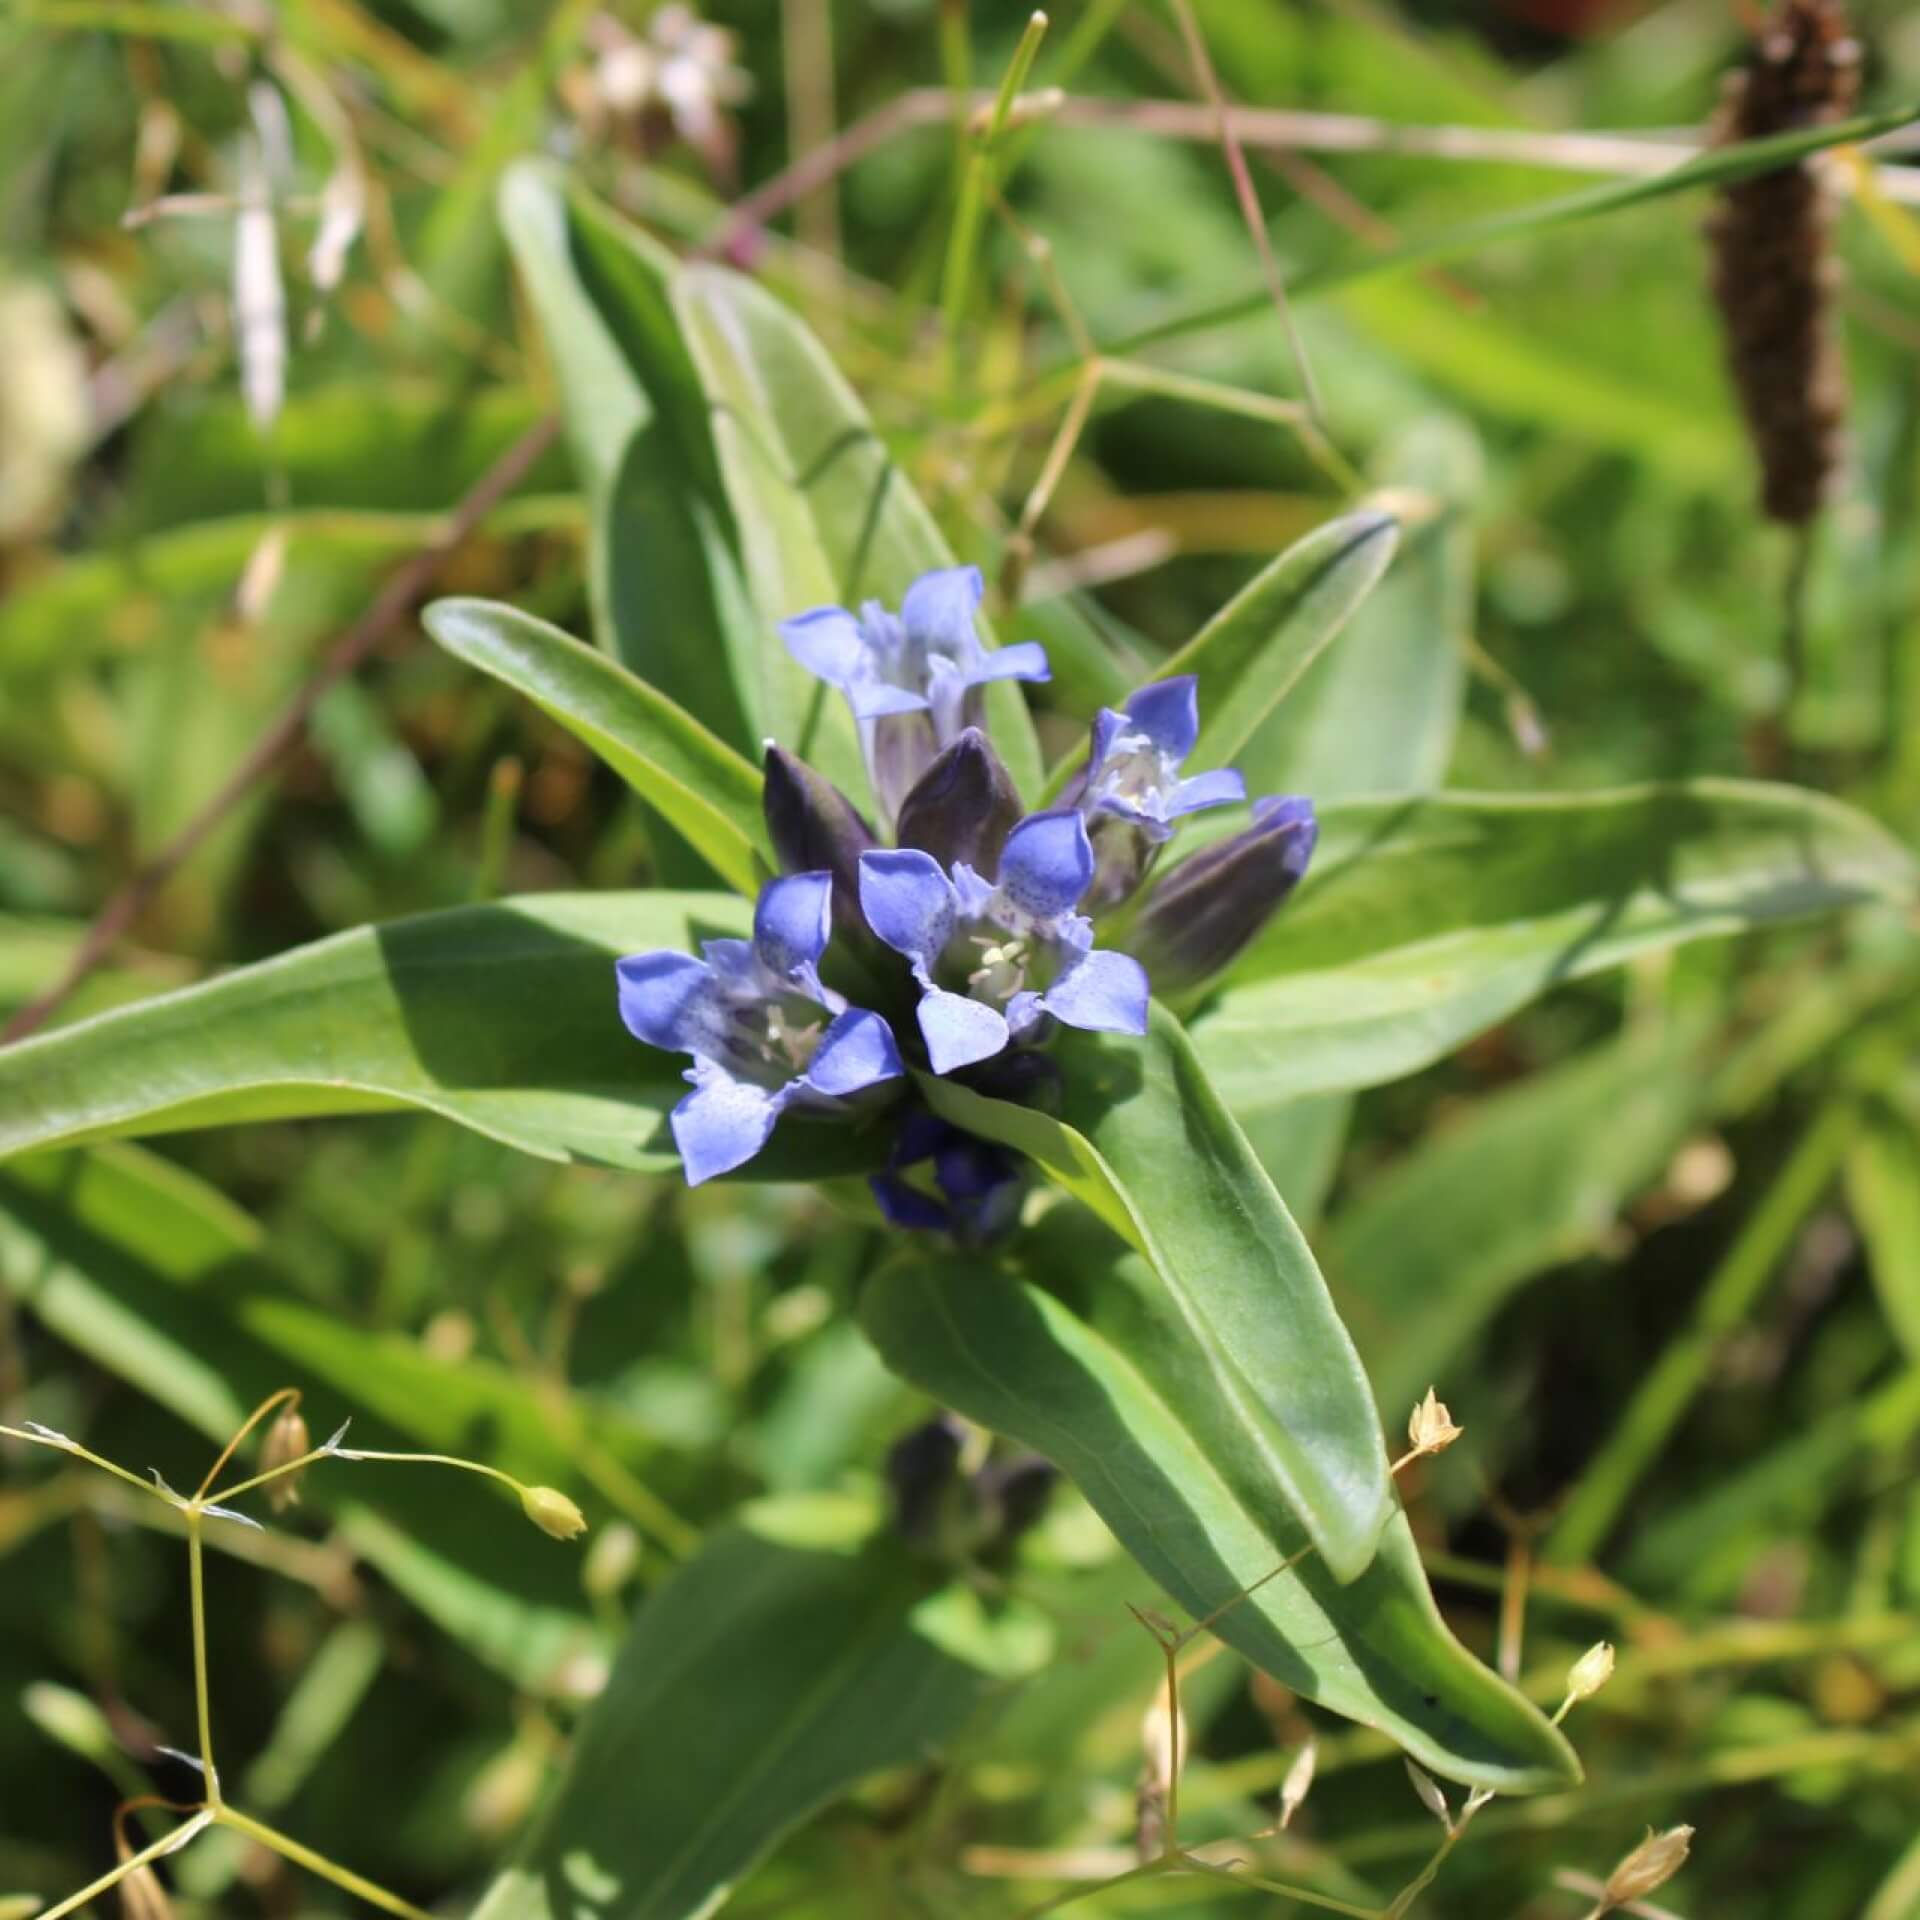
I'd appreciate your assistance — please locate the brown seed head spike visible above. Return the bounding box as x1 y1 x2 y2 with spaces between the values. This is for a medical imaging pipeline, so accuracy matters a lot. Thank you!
1703 0 1860 525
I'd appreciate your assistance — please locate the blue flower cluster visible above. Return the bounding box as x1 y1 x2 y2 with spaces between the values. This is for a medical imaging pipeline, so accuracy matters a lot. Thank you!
617 566 1320 1223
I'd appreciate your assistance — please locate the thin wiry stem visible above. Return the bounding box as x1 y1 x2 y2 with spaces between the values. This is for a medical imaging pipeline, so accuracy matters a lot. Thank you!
216 1807 434 1920
27 1812 215 1920
1168 0 1323 424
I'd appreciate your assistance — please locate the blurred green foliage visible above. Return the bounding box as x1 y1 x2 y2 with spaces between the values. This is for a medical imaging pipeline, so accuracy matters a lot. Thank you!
2 1 1918 1917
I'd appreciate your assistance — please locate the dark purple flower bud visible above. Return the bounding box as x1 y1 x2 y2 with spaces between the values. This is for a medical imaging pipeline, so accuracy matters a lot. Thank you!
893 728 1023 877
885 1414 967 1547
1125 795 1318 994
871 1111 1027 1247
762 745 877 945
976 1455 1058 1558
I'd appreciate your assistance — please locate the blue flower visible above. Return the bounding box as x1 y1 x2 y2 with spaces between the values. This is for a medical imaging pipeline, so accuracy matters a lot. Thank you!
1073 677 1245 906
616 872 903 1184
858 809 1149 1075
780 565 1050 826
870 1111 1025 1246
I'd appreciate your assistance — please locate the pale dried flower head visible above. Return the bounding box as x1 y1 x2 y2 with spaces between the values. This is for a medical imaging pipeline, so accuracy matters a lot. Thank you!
1566 1640 1616 1704
521 1485 588 1542
259 1403 312 1513
1407 1388 1464 1460
1603 1825 1694 1906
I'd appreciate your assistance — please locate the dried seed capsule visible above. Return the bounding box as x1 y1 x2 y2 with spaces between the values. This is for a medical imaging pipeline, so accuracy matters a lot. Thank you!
260 1403 312 1514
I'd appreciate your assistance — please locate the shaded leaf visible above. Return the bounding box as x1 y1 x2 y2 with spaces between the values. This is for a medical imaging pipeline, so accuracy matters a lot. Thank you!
424 597 769 897
861 1248 1578 1792
0 892 890 1181
1329 1021 1709 1417
473 1492 1050 1920
0 1144 638 1690
1192 782 1916 1117
921 1005 1390 1584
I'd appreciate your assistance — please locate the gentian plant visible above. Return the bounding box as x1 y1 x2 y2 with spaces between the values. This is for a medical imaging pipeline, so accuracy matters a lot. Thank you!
3 159 1909 1920
619 570 1318 1212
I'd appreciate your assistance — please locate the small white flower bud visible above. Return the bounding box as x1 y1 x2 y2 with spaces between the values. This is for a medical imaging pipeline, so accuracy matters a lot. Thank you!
521 1485 588 1542
1404 1758 1451 1830
1277 1740 1317 1830
1566 1641 1617 1704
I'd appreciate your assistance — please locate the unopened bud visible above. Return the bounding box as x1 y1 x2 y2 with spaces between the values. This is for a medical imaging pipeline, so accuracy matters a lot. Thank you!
1277 1739 1316 1830
1406 1387 1464 1461
1404 1758 1451 1830
521 1485 588 1541
885 1415 966 1549
761 745 877 943
1602 1825 1693 1907
582 1519 642 1599
1566 1641 1616 1705
1125 795 1317 993
895 728 1022 875
260 1404 312 1514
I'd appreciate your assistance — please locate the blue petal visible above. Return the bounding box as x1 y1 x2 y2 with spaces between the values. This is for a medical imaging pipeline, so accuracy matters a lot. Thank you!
900 565 984 650
1169 767 1247 817
996 811 1093 921
845 680 931 720
805 1008 904 1097
917 986 1010 1075
1254 792 1318 838
616 951 721 1055
753 871 834 979
858 849 957 974
670 1071 790 1184
780 607 867 689
1043 948 1150 1036
1086 707 1124 773
1123 676 1199 758
965 640 1051 688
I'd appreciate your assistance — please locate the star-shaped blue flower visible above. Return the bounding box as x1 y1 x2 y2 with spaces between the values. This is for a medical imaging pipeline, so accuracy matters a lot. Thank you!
1070 676 1245 906
616 872 903 1184
857 809 1149 1076
780 566 1050 826
1079 677 1246 837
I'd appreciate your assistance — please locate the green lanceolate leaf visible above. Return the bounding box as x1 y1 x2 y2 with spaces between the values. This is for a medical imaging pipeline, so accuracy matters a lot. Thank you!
1241 416 1477 799
0 1143 638 1691
0 893 890 1181
473 1492 1051 1920
1848 1104 1920 1366
1329 1020 1709 1418
424 597 769 897
1191 781 1918 1119
1156 506 1399 775
671 259 1047 805
499 162 762 751
1116 98 1920 354
1233 417 1480 1215
919 1004 1390 1585
861 1248 1578 1792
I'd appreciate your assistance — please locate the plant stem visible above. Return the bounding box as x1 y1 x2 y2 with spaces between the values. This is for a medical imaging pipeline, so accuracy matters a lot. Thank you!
28 1811 214 1920
187 1513 220 1804
940 10 1049 398
1545 1100 1855 1565
216 1807 434 1920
